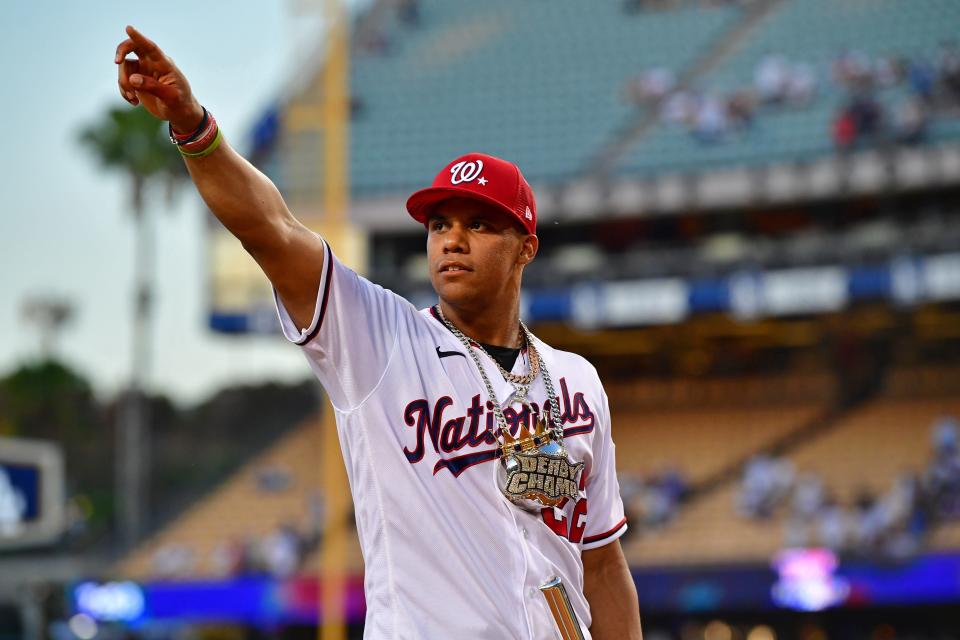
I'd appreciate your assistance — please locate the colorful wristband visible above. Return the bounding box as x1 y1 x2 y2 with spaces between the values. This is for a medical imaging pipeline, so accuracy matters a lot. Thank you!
179 116 218 152
168 107 209 145
178 127 223 158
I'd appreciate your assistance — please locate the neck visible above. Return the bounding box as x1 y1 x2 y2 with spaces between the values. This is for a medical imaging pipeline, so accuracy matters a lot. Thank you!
438 298 522 348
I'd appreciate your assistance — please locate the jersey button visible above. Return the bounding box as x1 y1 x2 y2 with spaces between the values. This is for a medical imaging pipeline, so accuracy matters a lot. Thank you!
521 527 529 538
528 587 538 599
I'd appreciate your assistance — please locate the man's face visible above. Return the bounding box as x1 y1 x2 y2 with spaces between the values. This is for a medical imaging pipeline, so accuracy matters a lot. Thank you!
426 198 537 310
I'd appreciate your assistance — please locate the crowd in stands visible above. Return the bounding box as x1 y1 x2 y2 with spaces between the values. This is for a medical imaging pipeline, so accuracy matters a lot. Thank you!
623 42 960 149
150 521 312 580
148 464 328 581
831 44 960 149
737 415 960 562
620 467 689 534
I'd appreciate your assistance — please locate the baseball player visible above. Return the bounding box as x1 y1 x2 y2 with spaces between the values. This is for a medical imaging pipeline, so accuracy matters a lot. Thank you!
115 25 642 640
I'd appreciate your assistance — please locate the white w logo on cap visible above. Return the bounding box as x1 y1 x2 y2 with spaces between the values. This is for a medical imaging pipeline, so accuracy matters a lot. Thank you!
449 160 484 185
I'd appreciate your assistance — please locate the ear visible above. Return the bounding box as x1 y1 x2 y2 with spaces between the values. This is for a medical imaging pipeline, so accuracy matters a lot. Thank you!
517 234 539 266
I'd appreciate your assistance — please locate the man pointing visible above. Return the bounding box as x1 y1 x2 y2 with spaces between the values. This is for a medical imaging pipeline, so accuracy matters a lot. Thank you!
115 25 642 639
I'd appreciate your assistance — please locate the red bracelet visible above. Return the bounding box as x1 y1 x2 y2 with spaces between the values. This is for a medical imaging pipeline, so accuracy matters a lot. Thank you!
169 107 209 145
179 112 219 153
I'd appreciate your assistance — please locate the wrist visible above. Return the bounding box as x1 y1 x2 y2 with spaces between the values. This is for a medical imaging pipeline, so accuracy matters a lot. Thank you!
170 104 205 135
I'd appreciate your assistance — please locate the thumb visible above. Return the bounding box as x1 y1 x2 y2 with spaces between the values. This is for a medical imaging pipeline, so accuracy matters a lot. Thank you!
130 74 180 103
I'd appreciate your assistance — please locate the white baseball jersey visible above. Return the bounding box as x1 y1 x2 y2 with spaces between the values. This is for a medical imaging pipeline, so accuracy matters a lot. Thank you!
274 238 627 639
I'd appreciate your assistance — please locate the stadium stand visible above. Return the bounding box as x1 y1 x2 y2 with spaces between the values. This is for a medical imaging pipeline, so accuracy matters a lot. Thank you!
620 367 960 567
116 419 366 580
113 367 959 575
617 0 960 176
623 483 783 566
613 404 824 485
788 398 960 503
263 0 743 197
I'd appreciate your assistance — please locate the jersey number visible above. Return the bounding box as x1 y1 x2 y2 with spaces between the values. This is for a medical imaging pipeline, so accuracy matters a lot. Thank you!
540 472 588 543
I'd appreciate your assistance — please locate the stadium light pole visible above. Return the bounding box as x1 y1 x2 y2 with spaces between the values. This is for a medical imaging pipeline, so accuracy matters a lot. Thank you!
318 1 350 637
286 1 361 635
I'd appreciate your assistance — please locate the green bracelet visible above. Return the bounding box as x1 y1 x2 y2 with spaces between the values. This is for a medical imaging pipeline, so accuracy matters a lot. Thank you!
178 128 223 158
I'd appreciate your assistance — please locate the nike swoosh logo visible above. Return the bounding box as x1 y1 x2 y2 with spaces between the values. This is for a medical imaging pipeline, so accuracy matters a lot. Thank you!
436 346 466 360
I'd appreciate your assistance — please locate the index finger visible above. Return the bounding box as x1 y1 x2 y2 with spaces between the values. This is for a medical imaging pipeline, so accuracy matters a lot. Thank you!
124 25 163 58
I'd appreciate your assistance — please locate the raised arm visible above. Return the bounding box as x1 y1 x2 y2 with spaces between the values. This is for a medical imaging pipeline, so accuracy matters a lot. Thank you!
115 25 323 329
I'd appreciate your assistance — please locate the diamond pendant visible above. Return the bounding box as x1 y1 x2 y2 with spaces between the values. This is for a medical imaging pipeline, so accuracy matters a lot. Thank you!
496 416 584 512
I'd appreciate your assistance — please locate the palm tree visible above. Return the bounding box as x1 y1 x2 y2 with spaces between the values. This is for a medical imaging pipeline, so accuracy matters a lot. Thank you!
80 105 187 548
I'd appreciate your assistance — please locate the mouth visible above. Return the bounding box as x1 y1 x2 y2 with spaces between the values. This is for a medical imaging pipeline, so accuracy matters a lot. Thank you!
438 262 472 274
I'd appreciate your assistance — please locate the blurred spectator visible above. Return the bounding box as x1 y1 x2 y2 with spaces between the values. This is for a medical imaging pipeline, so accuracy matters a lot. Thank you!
816 496 851 551
852 490 884 551
786 62 818 107
849 92 884 138
894 97 929 144
908 57 938 104
661 89 699 126
933 415 959 455
791 473 825 520
625 67 677 106
620 468 688 531
263 523 304 578
832 108 857 150
873 55 903 89
152 543 195 578
832 48 872 88
833 92 884 149
926 415 960 517
256 464 292 493
738 454 795 519
938 41 960 106
693 95 729 144
211 538 247 578
727 89 757 131
755 53 791 104
306 489 326 547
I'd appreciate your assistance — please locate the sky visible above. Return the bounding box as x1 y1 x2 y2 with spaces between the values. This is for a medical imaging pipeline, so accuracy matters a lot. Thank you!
0 1 348 404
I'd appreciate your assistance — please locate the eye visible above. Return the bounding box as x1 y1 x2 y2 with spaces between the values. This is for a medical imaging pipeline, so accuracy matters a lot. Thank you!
470 220 487 230
430 220 446 232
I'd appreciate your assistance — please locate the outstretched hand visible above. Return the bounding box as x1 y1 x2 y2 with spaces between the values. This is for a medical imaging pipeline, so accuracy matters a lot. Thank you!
115 25 205 132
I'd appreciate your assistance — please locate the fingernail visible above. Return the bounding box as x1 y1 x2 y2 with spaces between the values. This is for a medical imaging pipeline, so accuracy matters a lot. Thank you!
131 75 142 87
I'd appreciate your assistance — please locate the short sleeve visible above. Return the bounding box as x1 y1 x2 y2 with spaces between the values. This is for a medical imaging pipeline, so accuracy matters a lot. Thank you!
274 237 409 411
581 387 628 550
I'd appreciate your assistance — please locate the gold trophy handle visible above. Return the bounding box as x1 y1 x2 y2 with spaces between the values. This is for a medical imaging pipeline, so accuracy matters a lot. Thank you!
539 577 586 640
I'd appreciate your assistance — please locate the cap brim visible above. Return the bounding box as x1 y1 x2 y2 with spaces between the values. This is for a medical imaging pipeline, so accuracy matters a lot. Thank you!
406 186 519 227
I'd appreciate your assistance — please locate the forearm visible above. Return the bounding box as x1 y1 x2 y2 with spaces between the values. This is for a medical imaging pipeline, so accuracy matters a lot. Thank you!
583 543 643 640
182 135 298 254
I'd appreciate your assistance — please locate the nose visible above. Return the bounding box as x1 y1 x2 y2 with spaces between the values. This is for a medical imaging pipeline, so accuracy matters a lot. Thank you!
443 223 468 254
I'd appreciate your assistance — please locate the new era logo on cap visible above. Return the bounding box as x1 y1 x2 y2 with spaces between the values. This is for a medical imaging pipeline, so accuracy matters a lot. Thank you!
406 152 537 235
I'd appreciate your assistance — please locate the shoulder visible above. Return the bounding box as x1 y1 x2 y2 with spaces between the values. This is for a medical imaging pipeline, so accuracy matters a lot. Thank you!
532 336 605 397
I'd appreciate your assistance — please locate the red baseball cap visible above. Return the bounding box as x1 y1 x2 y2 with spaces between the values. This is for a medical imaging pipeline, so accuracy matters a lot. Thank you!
406 152 537 235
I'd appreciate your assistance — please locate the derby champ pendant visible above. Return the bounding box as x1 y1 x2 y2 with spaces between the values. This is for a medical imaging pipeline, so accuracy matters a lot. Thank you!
496 413 584 512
